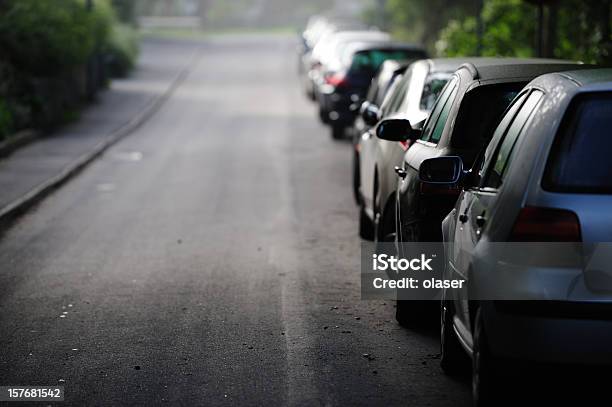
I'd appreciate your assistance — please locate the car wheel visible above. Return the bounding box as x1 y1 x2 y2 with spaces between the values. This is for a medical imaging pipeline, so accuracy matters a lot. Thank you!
472 307 498 407
395 299 428 327
319 107 330 124
394 221 426 326
331 125 344 139
359 205 374 240
352 149 361 205
307 85 316 101
440 300 468 375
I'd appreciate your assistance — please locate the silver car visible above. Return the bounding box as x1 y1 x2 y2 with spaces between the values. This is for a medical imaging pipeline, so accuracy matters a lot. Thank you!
420 68 612 405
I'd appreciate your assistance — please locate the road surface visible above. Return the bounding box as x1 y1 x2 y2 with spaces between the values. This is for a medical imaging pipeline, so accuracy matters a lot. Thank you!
0 35 471 406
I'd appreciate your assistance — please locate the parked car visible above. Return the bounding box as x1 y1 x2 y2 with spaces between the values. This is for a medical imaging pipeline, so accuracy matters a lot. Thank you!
376 59 584 326
319 42 428 139
357 59 463 241
351 59 409 204
303 29 389 102
419 68 612 406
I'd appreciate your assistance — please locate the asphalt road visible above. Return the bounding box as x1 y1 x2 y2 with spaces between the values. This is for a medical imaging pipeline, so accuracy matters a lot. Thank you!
0 35 471 406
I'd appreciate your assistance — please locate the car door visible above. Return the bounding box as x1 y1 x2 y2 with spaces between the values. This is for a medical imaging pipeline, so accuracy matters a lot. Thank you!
452 90 544 334
361 72 407 215
397 77 458 243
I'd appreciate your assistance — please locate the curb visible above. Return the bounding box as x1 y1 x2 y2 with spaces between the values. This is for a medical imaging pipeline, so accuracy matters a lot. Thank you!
0 130 39 159
0 49 200 230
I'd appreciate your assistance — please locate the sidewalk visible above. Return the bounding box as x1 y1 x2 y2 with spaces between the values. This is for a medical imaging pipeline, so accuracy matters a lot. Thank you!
0 38 199 222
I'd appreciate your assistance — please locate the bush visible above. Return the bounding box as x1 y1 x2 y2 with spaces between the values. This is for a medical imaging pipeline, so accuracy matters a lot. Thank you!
105 23 140 77
0 0 111 76
436 0 535 57
0 0 139 136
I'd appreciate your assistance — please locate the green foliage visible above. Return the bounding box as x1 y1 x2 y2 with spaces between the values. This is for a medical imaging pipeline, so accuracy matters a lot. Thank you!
553 0 611 64
105 23 140 77
436 0 535 57
0 0 113 76
387 0 611 65
111 0 138 25
386 0 476 48
0 0 140 136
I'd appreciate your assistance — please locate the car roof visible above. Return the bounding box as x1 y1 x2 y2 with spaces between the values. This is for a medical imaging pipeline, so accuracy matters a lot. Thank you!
423 58 479 74
378 59 403 73
328 30 391 41
555 68 612 87
455 58 581 81
504 67 609 97
345 41 426 54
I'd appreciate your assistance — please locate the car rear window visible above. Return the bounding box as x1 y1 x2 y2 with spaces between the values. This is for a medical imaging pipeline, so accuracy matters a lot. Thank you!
543 93 612 194
349 49 427 74
451 83 525 164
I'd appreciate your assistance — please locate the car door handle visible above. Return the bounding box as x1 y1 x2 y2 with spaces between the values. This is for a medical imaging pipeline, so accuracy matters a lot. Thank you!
476 215 487 228
395 166 407 179
459 214 468 223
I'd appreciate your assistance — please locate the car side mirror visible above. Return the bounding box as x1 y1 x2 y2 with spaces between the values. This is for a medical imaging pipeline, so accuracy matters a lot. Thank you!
375 118 415 142
360 102 380 126
419 156 464 184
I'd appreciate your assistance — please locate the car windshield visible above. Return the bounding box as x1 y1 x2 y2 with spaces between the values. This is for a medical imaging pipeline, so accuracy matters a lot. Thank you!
419 72 452 111
348 49 426 73
544 93 612 193
451 83 525 165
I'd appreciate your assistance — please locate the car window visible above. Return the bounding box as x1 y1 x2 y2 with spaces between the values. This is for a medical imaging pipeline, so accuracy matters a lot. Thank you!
429 85 458 143
386 69 412 114
476 92 529 181
451 83 524 153
379 74 404 114
419 72 452 111
420 77 458 142
483 90 543 189
366 75 381 104
375 73 395 106
543 92 612 193
369 65 395 105
349 49 426 74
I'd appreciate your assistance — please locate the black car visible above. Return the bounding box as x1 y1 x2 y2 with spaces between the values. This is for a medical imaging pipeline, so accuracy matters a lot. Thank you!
376 58 584 326
317 42 427 139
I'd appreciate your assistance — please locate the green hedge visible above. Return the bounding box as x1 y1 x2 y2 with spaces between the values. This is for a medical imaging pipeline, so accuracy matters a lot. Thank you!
0 0 112 76
105 23 140 78
436 0 535 58
0 0 139 139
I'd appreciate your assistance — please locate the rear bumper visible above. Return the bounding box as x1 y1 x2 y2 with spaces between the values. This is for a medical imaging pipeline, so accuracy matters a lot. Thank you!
319 87 362 126
483 301 612 365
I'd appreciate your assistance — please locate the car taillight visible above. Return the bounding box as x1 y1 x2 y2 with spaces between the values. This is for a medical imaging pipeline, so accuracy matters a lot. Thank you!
509 207 582 242
325 73 348 88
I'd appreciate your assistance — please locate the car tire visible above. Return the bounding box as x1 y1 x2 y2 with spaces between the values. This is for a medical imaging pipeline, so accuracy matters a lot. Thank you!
394 220 426 326
307 85 316 101
319 107 330 124
472 307 498 407
440 300 468 375
331 125 344 139
395 300 427 327
359 205 374 240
